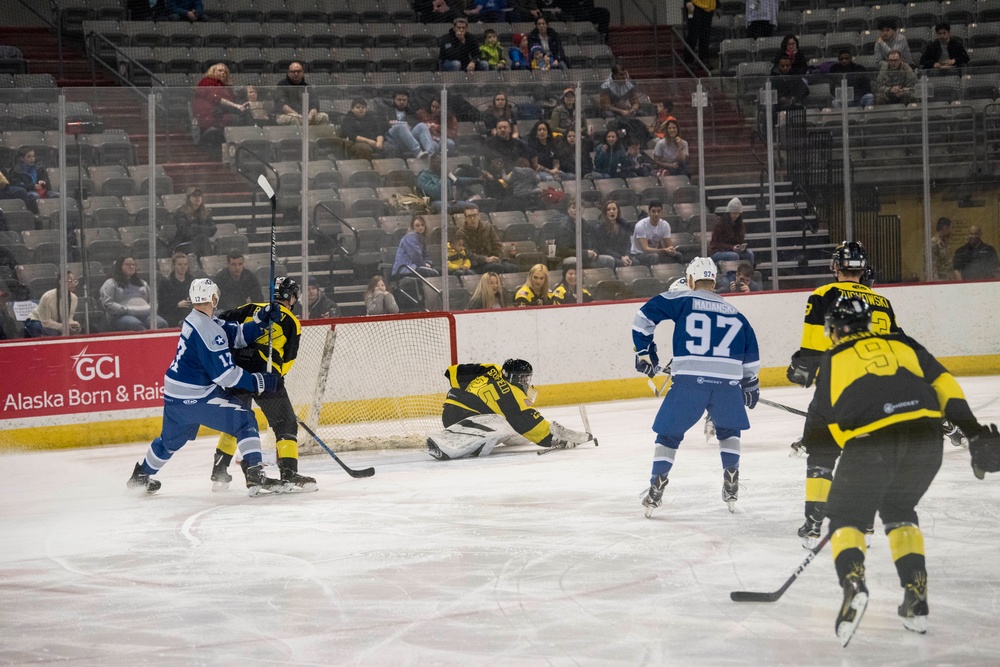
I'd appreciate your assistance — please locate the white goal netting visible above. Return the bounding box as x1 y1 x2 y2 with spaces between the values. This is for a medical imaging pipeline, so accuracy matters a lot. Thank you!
273 312 457 453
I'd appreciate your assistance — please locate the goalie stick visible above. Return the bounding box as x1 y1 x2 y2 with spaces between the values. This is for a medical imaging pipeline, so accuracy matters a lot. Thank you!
295 418 375 478
759 397 808 418
537 405 599 455
730 533 831 602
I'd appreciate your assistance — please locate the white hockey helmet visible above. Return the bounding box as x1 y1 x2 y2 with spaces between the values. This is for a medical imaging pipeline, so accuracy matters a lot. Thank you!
667 276 690 293
686 257 718 283
189 278 221 305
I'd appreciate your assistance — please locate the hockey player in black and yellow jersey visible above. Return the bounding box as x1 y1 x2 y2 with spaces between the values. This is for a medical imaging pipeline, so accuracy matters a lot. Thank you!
211 277 316 492
803 295 1000 646
787 242 903 547
426 359 591 459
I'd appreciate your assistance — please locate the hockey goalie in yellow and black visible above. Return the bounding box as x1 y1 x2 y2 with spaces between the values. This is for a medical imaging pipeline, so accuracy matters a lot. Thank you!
426 359 591 460
209 277 316 493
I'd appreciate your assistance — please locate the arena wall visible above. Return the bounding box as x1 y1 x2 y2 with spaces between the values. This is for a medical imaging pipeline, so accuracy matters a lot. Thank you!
1 281 997 450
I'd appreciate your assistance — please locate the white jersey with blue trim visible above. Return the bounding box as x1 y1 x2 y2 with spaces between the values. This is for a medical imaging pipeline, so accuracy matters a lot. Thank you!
632 289 760 381
163 309 256 399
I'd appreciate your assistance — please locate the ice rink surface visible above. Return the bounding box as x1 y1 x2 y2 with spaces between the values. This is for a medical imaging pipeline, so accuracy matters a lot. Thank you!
3 379 1000 666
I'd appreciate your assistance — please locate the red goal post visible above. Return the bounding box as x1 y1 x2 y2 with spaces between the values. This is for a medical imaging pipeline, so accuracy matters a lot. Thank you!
283 311 457 453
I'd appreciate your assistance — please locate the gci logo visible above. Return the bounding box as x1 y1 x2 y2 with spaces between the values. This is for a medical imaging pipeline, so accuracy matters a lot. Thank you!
71 346 121 381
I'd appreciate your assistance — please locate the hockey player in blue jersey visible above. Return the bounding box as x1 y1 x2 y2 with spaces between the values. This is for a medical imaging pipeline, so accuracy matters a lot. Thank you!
632 257 761 516
126 278 285 496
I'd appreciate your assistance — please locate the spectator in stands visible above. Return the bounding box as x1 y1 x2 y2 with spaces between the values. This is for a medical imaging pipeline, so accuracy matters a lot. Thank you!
467 271 507 309
439 18 488 72
0 283 17 339
338 98 391 160
591 201 634 267
417 154 479 212
500 157 542 207
599 66 639 121
650 99 677 139
920 22 970 74
874 19 912 68
745 0 778 39
621 138 656 178
829 50 874 108
100 256 168 332
214 252 262 312
773 35 807 77
193 64 247 144
931 217 954 282
480 28 507 69
529 45 552 71
0 170 37 214
514 263 552 307
24 271 80 337
392 215 440 280
10 148 55 204
413 98 457 156
376 90 429 159
876 50 916 105
652 120 689 176
304 276 338 319
710 197 754 269
592 128 628 179
365 275 399 315
509 33 531 70
550 266 593 304
631 200 684 266
510 0 544 22
526 120 567 182
952 225 1000 281
718 260 761 293
554 200 615 269
164 0 204 21
772 56 810 111
552 128 595 177
172 187 215 259
551 0 610 43
417 0 460 23
447 237 476 277
482 91 520 138
485 119 529 170
549 88 577 137
457 204 518 274
477 0 508 23
243 86 272 125
275 62 330 126
528 16 568 70
157 252 193 328
684 0 716 68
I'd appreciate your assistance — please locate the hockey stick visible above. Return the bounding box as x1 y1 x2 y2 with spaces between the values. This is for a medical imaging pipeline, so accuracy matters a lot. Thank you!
646 364 671 398
759 397 808 418
296 418 375 478
730 533 831 602
257 174 277 368
579 404 598 446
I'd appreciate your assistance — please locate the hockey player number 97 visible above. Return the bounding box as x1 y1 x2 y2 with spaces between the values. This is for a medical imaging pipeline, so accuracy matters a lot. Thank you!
685 314 744 357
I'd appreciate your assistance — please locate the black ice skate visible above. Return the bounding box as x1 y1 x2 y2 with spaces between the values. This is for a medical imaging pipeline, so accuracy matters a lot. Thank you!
835 572 869 647
942 420 968 448
642 475 669 518
126 462 161 495
242 461 287 497
211 450 233 492
723 467 739 513
898 580 928 634
278 457 317 492
798 502 824 549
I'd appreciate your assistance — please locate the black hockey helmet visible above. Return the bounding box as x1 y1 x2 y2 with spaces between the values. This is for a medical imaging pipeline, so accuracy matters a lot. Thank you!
274 276 299 302
825 295 871 339
501 358 533 392
830 241 867 274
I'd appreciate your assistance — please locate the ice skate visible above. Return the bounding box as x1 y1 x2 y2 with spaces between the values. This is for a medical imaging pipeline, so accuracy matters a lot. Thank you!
789 436 806 457
641 475 669 518
722 467 739 512
126 462 161 495
799 502 824 548
942 420 968 448
278 458 317 492
210 450 232 492
242 461 287 497
835 572 869 647
703 416 716 444
898 581 928 634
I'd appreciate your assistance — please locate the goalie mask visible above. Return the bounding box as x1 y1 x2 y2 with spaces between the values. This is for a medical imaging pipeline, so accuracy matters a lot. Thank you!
501 358 533 392
189 278 220 307
274 276 299 302
824 295 871 339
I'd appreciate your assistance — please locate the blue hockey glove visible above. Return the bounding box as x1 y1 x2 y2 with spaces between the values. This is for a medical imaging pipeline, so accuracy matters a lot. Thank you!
969 423 1000 480
635 343 659 378
253 302 282 325
252 372 283 394
741 375 760 409
786 351 817 388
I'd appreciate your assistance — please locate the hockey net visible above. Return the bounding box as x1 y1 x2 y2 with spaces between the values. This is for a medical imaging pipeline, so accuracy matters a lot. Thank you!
272 311 457 453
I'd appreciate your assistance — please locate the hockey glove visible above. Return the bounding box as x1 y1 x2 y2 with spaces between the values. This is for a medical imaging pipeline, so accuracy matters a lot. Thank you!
969 423 1000 480
635 343 659 378
741 375 759 409
252 372 283 394
253 302 283 325
550 420 591 448
786 351 818 388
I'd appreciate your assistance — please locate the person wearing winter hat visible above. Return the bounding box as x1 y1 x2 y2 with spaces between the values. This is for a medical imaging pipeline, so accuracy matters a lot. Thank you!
709 197 754 273
530 44 551 71
305 276 338 320
509 33 531 70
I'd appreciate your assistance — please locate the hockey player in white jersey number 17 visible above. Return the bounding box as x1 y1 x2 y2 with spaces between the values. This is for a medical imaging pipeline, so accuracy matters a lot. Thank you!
633 257 761 517
126 278 285 497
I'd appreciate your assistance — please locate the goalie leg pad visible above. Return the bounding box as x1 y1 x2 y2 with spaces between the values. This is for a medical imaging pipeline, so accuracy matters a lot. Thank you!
428 414 517 459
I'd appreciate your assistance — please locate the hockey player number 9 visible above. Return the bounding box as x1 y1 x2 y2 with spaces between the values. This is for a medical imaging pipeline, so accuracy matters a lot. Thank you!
854 338 898 375
685 313 744 357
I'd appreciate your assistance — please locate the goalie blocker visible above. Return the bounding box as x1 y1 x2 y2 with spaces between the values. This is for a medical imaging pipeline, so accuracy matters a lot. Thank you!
427 359 591 460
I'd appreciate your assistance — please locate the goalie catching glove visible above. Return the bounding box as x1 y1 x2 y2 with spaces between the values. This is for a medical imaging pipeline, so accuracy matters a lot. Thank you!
969 423 1000 480
635 343 659 378
547 421 591 448
252 372 283 395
